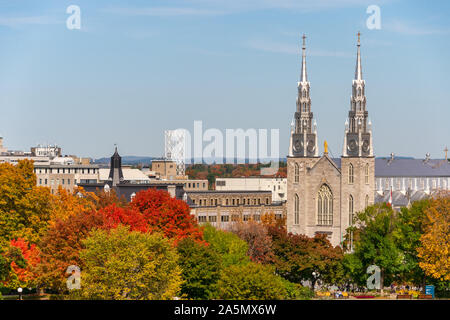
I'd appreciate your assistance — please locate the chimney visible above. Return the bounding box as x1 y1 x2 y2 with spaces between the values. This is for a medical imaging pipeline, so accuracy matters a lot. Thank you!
424 153 430 163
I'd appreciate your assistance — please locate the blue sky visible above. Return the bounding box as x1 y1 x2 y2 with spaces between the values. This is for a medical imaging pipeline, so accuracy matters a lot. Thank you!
0 0 449 159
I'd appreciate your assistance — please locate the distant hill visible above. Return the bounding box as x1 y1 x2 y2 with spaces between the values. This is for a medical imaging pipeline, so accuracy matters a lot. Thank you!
94 156 155 166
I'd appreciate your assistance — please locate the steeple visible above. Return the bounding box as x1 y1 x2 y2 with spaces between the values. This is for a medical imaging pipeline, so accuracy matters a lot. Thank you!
355 31 362 81
108 145 124 186
343 33 373 157
291 34 318 157
301 34 307 82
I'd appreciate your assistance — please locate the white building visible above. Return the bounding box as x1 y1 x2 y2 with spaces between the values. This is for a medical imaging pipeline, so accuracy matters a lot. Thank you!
215 177 287 203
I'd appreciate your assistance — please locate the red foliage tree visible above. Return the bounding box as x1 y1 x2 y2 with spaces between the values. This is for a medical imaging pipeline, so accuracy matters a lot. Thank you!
5 238 40 287
131 189 204 244
98 204 149 233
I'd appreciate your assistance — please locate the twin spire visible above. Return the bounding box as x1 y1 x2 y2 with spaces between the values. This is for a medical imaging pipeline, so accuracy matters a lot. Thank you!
290 32 373 158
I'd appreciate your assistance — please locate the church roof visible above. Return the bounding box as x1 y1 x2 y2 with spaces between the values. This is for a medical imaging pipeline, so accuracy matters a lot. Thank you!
375 158 450 177
330 157 450 177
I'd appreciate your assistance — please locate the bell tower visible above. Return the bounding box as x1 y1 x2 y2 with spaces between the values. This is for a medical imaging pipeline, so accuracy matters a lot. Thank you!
290 34 319 158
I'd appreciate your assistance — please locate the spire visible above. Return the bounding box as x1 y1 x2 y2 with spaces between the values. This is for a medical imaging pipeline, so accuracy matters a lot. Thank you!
301 34 307 82
355 31 362 80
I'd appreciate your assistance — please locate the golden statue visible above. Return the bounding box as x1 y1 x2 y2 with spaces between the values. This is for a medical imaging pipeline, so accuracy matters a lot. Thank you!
324 140 328 154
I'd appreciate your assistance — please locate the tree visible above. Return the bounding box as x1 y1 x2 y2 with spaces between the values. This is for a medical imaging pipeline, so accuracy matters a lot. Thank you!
36 210 104 292
2 238 40 289
98 204 149 233
215 262 287 299
77 225 183 300
0 160 53 245
176 238 221 299
49 187 97 223
344 203 404 290
392 199 430 285
268 225 344 289
131 189 204 244
229 221 274 264
202 224 250 268
417 192 450 282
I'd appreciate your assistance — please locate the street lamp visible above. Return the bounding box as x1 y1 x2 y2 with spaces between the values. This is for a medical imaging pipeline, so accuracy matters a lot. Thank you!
17 287 23 300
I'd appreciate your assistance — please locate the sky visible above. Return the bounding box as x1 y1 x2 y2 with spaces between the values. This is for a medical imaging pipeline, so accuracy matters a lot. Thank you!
0 0 449 160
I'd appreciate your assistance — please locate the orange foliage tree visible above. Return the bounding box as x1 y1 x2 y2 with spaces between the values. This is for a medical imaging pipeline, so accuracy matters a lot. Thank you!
417 192 450 281
131 189 204 244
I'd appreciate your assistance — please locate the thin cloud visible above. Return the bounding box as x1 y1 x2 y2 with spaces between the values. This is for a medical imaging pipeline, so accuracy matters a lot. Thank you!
0 15 60 28
245 39 351 57
385 20 450 35
103 7 226 17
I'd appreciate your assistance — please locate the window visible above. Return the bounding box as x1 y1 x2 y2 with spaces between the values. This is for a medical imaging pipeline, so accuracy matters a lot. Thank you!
294 163 299 183
203 183 206 188
294 194 299 225
317 184 333 226
221 215 229 222
348 163 354 184
198 216 207 223
45 179 48 185
68 179 71 185
243 215 250 221
232 199 235 205
365 163 369 184
62 179 65 185
266 198 269 205
208 216 217 223
349 195 354 226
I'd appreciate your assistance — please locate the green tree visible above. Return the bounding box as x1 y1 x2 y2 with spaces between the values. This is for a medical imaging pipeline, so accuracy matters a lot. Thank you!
202 224 250 268
393 199 430 285
176 238 221 299
77 226 183 300
215 262 287 300
345 203 404 290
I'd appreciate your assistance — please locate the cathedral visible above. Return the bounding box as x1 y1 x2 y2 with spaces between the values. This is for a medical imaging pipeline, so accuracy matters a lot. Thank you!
287 33 375 247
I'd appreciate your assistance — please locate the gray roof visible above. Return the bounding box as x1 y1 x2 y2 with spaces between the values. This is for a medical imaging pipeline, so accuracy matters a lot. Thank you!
330 157 450 177
374 190 429 207
375 158 450 177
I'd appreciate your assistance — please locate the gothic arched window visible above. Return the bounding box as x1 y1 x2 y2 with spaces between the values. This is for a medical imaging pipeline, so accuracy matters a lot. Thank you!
302 89 306 98
294 194 299 225
317 184 333 226
303 103 306 112
348 163 354 184
294 163 299 183
357 87 361 96
349 195 354 226
365 163 369 184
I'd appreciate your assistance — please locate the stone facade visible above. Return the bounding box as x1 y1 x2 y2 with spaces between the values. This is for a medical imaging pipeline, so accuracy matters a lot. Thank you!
286 35 375 247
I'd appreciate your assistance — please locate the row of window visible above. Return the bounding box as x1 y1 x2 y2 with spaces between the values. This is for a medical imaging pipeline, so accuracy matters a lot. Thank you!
35 168 97 174
198 213 282 223
184 182 206 189
39 178 76 186
377 177 449 191
193 197 270 206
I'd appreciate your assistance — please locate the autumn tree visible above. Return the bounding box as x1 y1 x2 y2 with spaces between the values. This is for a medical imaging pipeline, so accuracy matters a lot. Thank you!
229 220 274 264
215 262 287 300
49 187 97 223
268 226 344 289
76 226 183 300
130 189 203 243
0 160 53 245
417 192 450 282
1 238 40 289
36 210 104 292
176 238 221 299
203 224 250 268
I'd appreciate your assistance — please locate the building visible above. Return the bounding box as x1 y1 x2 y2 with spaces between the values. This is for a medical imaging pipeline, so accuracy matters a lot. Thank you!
187 190 286 230
78 148 186 202
151 159 178 180
0 135 7 154
373 153 450 209
215 177 287 203
34 161 100 194
30 144 61 158
287 34 375 247
98 166 151 184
